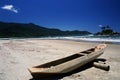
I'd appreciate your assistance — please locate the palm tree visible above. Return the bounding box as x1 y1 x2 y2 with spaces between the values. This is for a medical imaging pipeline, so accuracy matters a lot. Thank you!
101 26 106 31
106 25 110 29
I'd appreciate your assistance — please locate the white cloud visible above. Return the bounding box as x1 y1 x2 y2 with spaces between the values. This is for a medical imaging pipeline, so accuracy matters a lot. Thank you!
1 5 18 13
98 25 103 27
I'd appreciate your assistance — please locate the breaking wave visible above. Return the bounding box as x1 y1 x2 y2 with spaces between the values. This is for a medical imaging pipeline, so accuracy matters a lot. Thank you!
41 34 120 44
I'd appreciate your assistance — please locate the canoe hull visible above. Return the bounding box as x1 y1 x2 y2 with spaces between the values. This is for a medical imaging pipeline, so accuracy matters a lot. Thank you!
28 44 106 78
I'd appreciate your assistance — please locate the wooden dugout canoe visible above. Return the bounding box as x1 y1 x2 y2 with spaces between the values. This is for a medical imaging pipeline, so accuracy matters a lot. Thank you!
28 44 107 78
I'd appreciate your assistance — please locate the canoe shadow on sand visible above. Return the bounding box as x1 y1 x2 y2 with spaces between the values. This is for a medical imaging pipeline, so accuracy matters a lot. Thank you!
29 58 107 80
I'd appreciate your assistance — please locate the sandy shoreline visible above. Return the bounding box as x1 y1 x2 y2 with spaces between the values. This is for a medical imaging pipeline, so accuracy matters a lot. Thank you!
0 39 120 80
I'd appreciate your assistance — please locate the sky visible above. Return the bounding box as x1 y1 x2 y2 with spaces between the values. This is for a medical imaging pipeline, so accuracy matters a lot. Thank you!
0 0 120 33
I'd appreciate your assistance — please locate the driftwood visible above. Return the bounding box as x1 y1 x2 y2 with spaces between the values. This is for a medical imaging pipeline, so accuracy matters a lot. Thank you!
93 62 110 71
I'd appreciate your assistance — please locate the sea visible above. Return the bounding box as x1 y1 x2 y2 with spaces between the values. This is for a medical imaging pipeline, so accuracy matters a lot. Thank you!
0 34 120 45
40 34 120 45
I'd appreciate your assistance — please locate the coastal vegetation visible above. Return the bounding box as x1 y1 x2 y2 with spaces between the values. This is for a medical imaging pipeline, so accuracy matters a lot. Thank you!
0 21 91 38
96 25 120 36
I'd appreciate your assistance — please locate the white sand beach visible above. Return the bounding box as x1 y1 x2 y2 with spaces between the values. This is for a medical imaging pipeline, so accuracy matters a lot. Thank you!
0 39 120 80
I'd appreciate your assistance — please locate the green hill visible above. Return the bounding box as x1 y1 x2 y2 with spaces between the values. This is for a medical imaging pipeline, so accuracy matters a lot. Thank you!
0 21 91 38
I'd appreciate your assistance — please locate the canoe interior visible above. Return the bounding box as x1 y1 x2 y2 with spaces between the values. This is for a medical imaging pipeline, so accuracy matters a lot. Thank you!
32 48 95 69
80 48 95 54
34 54 84 68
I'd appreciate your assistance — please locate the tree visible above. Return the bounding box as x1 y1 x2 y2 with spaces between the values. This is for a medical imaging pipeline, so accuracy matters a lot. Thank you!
101 26 106 31
100 25 113 35
106 25 110 29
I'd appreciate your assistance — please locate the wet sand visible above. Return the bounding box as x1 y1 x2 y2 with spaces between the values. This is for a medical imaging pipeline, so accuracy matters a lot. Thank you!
0 39 120 80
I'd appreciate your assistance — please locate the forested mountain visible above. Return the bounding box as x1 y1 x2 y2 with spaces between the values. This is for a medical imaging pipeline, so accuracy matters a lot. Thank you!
0 21 91 38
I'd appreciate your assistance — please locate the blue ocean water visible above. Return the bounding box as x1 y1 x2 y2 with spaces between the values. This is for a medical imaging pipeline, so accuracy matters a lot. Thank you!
41 34 120 44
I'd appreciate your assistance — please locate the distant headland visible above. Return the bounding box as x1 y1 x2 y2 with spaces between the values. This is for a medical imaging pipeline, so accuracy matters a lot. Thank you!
0 21 91 38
